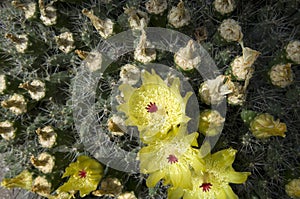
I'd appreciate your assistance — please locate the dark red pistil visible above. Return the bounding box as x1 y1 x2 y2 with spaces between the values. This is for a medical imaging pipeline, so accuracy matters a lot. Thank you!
200 182 212 192
167 154 178 164
146 102 158 113
79 170 87 178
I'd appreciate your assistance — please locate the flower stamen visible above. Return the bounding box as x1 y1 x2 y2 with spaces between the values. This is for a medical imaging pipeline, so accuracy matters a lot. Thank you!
79 170 87 178
200 182 212 192
145 102 158 113
167 154 178 164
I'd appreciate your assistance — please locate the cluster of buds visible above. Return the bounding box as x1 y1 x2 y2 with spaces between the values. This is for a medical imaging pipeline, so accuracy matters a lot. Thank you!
268 40 299 88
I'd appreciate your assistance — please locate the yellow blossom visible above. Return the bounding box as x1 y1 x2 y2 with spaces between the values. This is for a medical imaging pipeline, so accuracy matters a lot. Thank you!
57 155 103 197
139 125 203 189
285 178 300 198
118 69 192 143
250 113 287 139
168 148 250 199
1 170 33 190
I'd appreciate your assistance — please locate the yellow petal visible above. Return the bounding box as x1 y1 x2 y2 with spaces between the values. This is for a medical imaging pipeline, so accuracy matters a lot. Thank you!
1 170 33 190
225 170 251 184
168 163 192 189
211 148 236 168
222 184 238 199
118 84 136 102
168 187 184 199
146 170 164 187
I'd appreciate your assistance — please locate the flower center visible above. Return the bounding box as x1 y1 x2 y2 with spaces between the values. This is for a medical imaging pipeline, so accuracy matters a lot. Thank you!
167 154 178 164
79 170 87 178
146 102 158 113
200 182 212 192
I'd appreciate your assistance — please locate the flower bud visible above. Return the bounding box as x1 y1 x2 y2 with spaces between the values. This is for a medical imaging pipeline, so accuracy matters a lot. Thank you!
146 0 168 15
39 0 57 26
167 0 190 28
134 30 156 63
174 40 201 71
199 75 233 105
0 120 17 141
269 63 294 88
286 40 300 64
32 176 52 197
119 64 141 85
213 0 236 15
124 6 149 30
55 32 75 54
198 109 225 136
218 19 243 42
1 93 27 115
19 79 46 101
36 126 57 148
285 178 300 199
30 152 55 174
82 9 115 39
250 113 287 139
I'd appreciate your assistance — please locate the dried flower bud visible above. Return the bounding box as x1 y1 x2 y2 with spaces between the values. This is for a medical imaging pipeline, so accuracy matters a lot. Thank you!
92 178 123 196
32 176 52 197
1 170 33 191
19 79 46 101
146 0 168 15
231 47 260 81
0 120 16 141
269 63 294 88
0 75 6 94
36 126 57 148
174 40 201 71
227 82 245 105
134 30 156 63
55 32 75 54
199 109 225 136
1 93 27 115
5 33 29 53
218 19 243 42
168 0 191 28
199 75 233 105
84 51 103 72
75 49 89 60
82 9 115 39
31 152 55 174
119 64 141 85
250 113 287 139
50 192 72 199
124 7 149 30
286 40 300 64
12 1 37 19
39 0 57 26
108 115 126 136
117 191 137 199
213 0 236 15
285 178 300 199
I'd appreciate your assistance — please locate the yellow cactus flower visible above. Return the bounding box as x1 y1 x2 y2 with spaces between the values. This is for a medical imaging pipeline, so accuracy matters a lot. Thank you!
250 113 287 139
168 148 250 199
118 69 192 143
139 125 203 189
57 155 103 197
285 178 300 198
198 109 225 136
1 170 33 191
